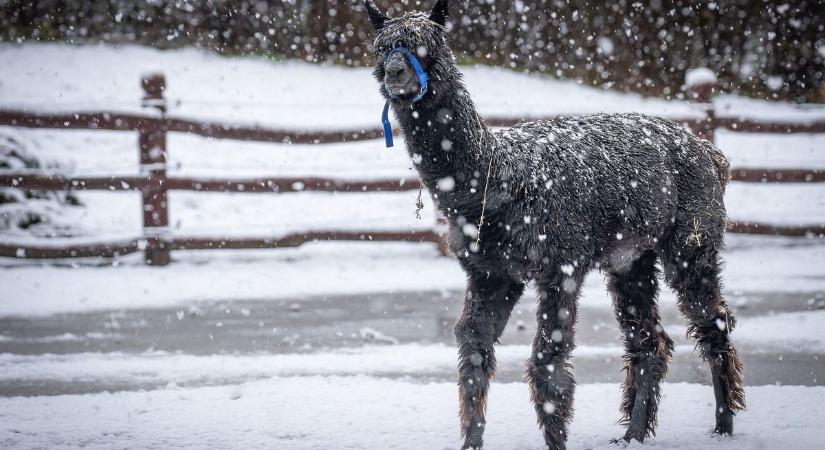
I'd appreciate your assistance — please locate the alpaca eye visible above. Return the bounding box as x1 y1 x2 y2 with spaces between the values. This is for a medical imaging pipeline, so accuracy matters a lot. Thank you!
393 40 403 49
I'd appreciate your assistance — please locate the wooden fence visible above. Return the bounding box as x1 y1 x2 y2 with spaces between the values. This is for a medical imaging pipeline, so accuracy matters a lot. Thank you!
0 74 823 265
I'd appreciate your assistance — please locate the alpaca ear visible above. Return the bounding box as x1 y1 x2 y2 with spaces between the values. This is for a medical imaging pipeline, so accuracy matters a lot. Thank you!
429 0 449 26
363 0 388 30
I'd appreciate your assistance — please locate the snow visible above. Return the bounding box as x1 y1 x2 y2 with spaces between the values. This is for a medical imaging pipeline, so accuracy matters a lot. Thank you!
1 378 823 450
2 310 823 387
725 183 825 226
715 95 825 124
0 243 461 316
4 42 823 132
1 43 823 248
0 128 822 243
0 189 441 243
0 345 585 384
2 43 823 245
1 42 824 449
0 42 698 129
12 127 825 181
1 176 821 244
1 43 822 320
1 235 822 317
168 191 439 238
717 131 825 169
0 126 416 180
684 67 718 88
666 309 825 354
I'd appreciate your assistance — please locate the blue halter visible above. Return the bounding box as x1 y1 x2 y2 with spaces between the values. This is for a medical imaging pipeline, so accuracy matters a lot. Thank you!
381 47 429 147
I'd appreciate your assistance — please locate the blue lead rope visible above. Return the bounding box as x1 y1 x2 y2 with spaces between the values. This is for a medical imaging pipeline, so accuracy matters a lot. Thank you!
382 101 393 147
381 47 430 148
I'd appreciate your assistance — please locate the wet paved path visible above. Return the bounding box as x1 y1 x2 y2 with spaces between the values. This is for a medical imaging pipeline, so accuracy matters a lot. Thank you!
1 287 823 396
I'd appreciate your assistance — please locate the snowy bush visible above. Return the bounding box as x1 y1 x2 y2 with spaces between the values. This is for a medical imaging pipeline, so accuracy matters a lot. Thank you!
0 133 82 238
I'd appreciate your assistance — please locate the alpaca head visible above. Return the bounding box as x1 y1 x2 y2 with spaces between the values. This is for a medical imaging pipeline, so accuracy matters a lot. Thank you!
363 0 457 104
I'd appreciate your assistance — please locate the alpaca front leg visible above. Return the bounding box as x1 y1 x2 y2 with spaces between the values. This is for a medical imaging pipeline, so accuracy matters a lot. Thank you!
527 271 584 450
607 251 674 442
455 273 524 450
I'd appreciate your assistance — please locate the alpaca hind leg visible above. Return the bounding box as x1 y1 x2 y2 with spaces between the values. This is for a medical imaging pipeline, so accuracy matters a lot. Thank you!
665 244 745 434
607 250 673 442
526 269 586 450
455 272 524 449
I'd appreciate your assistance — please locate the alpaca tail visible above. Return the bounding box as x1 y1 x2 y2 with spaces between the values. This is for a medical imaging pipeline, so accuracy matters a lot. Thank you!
707 143 730 193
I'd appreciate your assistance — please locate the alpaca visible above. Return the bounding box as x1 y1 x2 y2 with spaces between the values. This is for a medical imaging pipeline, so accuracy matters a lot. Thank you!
362 1 745 449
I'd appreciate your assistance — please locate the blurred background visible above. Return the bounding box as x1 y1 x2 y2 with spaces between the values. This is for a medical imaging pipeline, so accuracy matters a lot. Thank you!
0 1 824 449
2 0 824 101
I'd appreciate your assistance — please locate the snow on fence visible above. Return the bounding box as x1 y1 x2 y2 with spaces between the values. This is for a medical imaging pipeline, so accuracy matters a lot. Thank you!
0 73 823 265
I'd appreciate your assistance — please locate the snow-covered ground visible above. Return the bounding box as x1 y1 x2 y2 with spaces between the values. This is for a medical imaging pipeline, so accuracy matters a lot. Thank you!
2 379 824 450
1 235 824 316
1 43 824 449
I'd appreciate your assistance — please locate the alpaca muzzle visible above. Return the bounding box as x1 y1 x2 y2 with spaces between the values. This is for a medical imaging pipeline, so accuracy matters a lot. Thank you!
384 53 416 94
380 47 429 147
382 47 429 101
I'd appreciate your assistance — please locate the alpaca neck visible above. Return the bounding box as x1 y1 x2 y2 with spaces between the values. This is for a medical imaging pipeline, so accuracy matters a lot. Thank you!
392 82 494 220
394 83 493 182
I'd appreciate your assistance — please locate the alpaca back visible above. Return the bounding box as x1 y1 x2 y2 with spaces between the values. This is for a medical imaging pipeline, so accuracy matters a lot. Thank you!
482 113 729 259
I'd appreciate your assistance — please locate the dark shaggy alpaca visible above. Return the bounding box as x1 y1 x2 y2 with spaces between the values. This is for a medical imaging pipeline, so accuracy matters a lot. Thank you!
362 1 745 449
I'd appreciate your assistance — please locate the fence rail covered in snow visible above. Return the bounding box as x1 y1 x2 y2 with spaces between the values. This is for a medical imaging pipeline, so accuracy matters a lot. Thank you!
0 74 823 265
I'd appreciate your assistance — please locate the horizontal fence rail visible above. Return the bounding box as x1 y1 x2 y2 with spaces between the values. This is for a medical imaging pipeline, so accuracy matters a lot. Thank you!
4 110 825 145
1 74 823 265
0 109 384 145
2 223 820 260
0 175 422 193
0 230 448 260
3 167 823 194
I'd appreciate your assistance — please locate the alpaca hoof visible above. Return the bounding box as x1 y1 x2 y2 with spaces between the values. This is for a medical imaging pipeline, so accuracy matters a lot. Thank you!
461 432 483 450
715 410 734 435
544 441 567 450
621 427 646 443
714 426 733 436
461 440 482 450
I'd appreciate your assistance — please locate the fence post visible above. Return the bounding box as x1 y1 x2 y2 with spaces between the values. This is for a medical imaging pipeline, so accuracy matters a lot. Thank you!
685 69 718 142
139 74 170 266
